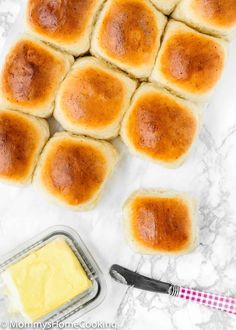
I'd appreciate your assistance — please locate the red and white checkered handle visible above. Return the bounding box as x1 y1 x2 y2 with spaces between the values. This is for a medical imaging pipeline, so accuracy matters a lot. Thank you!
177 287 236 315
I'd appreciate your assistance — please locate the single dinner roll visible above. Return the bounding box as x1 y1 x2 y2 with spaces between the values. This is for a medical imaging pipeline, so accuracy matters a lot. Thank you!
0 36 73 118
120 83 200 167
26 0 105 56
0 109 49 185
34 132 119 210
91 0 167 79
150 0 181 15
54 57 137 140
123 190 198 255
172 0 236 40
150 20 227 102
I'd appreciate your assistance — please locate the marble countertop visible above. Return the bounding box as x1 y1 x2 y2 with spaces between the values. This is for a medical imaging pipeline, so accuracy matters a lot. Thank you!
0 1 236 329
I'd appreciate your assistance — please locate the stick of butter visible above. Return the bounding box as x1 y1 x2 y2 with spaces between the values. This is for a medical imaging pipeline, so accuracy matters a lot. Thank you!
2 239 92 321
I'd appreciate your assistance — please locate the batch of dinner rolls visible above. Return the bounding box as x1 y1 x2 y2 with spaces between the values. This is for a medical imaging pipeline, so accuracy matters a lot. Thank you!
0 0 235 255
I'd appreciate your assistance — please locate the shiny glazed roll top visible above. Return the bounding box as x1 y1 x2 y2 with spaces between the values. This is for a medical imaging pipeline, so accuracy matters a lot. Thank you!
121 83 200 167
26 0 105 56
172 0 236 39
123 190 198 255
54 57 137 139
0 109 49 184
151 20 227 102
34 132 119 210
91 0 167 78
0 36 73 117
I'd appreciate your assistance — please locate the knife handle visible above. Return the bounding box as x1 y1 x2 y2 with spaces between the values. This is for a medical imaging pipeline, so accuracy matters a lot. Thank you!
176 287 236 315
110 264 236 315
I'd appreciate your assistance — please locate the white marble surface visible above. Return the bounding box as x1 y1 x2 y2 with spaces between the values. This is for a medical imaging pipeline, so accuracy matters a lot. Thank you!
0 1 236 329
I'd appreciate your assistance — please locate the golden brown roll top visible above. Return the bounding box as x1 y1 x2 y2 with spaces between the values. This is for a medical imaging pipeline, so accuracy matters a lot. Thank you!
159 33 223 91
151 20 227 102
98 0 157 65
91 0 167 78
192 0 236 28
38 140 107 205
26 0 105 55
0 109 49 184
123 190 198 255
59 67 125 126
34 132 119 210
121 83 200 167
0 36 73 117
172 0 236 39
54 57 137 139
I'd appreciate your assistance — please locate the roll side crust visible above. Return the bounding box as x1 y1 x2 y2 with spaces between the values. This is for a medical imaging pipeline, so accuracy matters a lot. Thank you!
150 0 181 15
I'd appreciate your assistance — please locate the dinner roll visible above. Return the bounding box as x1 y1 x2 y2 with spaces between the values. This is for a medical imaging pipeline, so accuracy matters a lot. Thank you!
34 132 119 210
0 109 49 185
151 20 227 102
54 57 137 140
150 0 180 15
91 0 167 79
0 36 74 118
172 0 236 40
120 83 200 167
26 0 105 56
123 190 198 255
